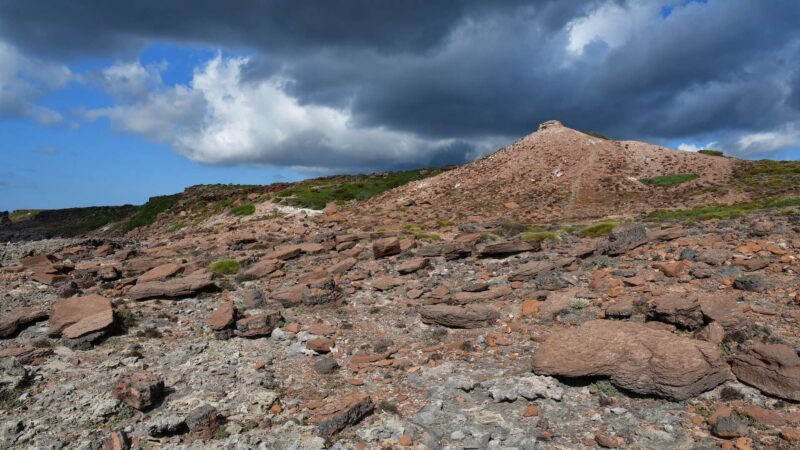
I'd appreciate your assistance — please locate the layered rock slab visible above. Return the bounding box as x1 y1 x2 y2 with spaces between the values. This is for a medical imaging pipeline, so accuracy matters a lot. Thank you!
532 320 729 400
730 344 800 401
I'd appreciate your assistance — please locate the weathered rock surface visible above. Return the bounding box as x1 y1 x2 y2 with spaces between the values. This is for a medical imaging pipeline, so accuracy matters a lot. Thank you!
112 370 165 410
310 393 374 438
532 320 729 400
372 237 401 259
730 344 800 401
0 306 48 337
129 273 215 300
49 294 114 337
420 304 499 328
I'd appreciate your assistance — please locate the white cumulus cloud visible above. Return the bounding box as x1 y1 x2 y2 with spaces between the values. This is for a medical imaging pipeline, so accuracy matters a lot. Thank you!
0 41 70 124
85 55 482 170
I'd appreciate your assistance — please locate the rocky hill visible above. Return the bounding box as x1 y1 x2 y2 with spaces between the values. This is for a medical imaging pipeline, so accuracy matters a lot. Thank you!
365 120 746 225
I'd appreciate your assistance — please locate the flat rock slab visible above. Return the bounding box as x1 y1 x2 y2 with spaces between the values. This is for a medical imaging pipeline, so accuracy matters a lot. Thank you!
730 344 800 401
0 306 48 338
239 258 284 281
420 304 499 328
206 301 236 331
478 240 539 258
508 257 575 282
49 294 113 337
63 309 114 339
373 237 401 259
129 274 215 300
309 393 374 438
532 320 729 400
137 262 183 283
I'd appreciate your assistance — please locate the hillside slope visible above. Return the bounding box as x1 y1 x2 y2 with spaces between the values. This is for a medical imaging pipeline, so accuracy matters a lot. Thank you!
363 120 739 224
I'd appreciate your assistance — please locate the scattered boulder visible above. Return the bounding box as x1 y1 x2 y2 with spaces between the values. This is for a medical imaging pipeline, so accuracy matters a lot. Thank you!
310 393 374 438
185 404 221 439
712 415 748 438
420 304 499 329
314 358 340 375
478 240 539 258
112 370 165 410
730 344 800 401
508 257 575 282
372 237 401 259
238 259 284 281
0 306 48 338
532 320 729 400
49 294 114 338
235 310 283 338
206 301 236 331
647 293 704 329
416 242 472 260
397 258 429 274
137 263 183 283
129 273 215 300
733 275 767 293
602 226 649 256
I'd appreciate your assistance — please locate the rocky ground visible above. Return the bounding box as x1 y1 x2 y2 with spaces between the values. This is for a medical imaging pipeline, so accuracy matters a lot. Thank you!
1 200 800 450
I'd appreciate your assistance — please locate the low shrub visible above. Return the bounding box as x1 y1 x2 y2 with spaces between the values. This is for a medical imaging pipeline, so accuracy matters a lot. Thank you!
639 173 699 187
230 204 256 216
209 259 241 275
578 220 619 238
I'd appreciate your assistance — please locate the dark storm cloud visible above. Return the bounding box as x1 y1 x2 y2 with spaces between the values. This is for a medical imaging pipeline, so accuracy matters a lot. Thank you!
1 0 799 165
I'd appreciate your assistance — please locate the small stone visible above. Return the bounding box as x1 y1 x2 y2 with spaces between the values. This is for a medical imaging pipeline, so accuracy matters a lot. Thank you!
780 428 800 441
373 237 401 259
314 358 340 375
523 404 539 417
712 415 748 438
307 338 335 353
185 404 220 439
112 371 165 410
206 301 235 331
595 432 622 448
101 431 130 450
284 322 301 333
521 299 541 317
398 435 413 446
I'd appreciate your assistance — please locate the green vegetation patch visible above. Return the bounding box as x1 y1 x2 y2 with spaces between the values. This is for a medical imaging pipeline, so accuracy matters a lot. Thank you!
519 230 560 242
403 224 441 241
9 209 41 223
698 149 724 157
209 258 241 275
734 160 800 197
230 204 256 216
578 220 619 238
126 194 181 231
0 387 23 411
275 168 444 210
639 173 699 187
647 196 800 222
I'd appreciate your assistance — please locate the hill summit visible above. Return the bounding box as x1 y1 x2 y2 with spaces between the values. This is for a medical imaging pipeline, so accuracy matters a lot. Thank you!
365 120 738 223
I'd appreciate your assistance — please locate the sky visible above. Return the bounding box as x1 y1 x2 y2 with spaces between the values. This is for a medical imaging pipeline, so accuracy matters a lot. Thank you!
1 0 800 211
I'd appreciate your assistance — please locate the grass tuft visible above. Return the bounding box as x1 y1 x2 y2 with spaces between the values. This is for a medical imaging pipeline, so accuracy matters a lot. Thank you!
403 224 441 241
647 196 800 222
209 259 241 275
230 204 256 216
578 221 619 238
698 149 724 157
639 173 699 187
519 230 560 242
